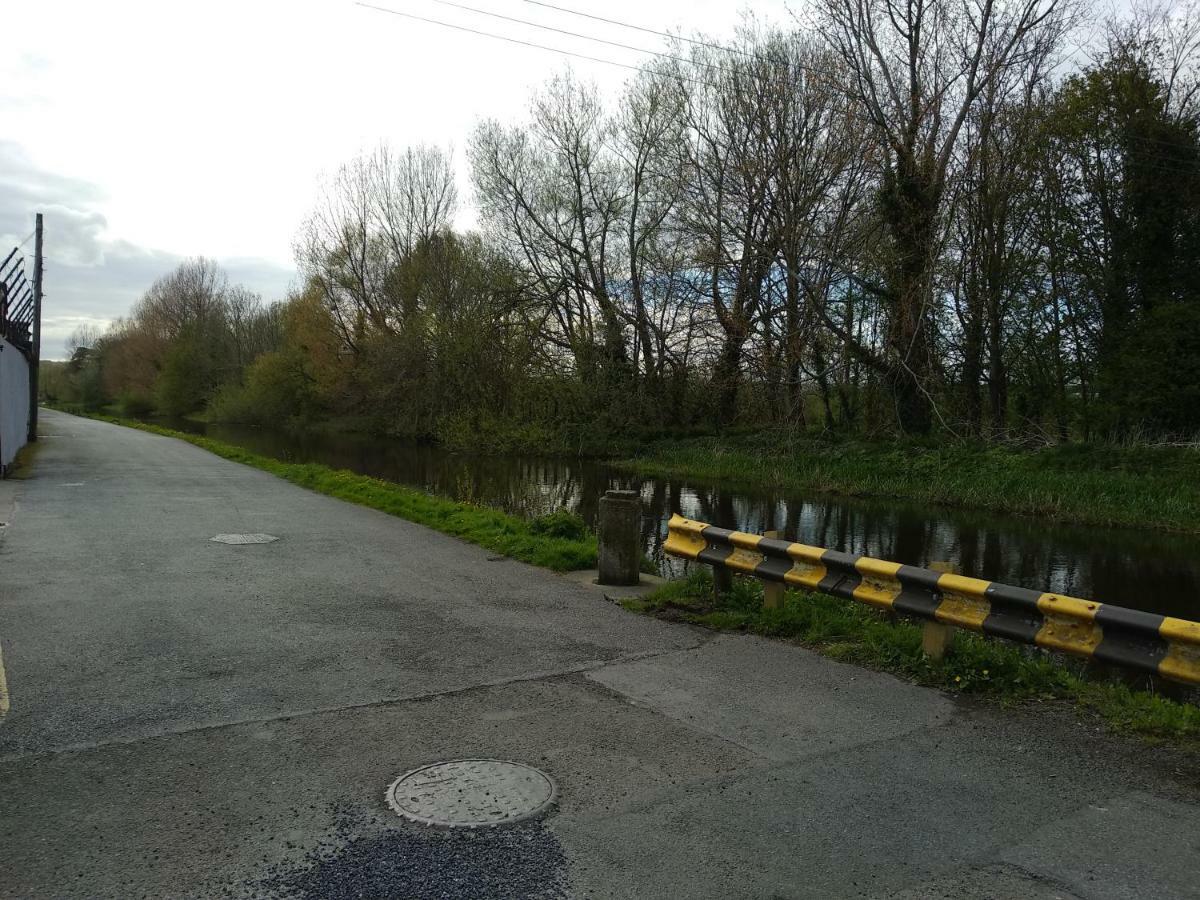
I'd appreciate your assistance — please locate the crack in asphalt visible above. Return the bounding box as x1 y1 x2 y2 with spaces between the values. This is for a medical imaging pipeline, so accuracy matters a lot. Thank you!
0 640 711 765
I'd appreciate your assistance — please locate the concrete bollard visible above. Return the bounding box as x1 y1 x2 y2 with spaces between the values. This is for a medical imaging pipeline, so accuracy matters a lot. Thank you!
597 489 641 586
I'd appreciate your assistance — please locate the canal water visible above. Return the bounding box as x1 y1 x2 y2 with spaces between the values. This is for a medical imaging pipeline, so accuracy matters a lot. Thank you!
164 420 1200 620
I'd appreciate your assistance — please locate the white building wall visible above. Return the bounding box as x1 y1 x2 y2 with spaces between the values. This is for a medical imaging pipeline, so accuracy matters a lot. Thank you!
0 337 31 471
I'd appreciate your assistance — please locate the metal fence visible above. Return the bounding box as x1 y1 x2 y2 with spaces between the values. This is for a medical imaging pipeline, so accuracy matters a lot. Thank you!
1 243 35 351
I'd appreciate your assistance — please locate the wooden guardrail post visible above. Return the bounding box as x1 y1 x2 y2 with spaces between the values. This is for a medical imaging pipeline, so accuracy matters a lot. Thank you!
923 561 957 660
712 564 732 599
762 530 784 610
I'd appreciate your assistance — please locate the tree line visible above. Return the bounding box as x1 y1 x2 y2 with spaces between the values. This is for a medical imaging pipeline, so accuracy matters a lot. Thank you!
46 0 1200 447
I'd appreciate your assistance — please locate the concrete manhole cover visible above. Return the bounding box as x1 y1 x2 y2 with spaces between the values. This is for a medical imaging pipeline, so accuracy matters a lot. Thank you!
210 533 278 545
386 759 557 828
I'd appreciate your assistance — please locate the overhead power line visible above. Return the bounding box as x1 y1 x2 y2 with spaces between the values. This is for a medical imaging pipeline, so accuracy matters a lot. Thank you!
419 0 747 80
354 1 701 82
355 2 825 93
424 0 827 89
518 0 770 64
514 0 831 81
355 1 1200 175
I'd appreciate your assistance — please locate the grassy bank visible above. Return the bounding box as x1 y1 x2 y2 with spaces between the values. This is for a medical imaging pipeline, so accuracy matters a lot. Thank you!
78 413 598 572
615 432 1200 533
623 571 1200 741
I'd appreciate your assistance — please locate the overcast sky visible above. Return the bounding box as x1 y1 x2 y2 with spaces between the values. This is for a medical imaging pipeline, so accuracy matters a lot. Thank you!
4 0 795 358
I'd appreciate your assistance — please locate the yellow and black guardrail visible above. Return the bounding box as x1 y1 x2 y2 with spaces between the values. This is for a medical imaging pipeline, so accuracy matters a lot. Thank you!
664 514 1200 685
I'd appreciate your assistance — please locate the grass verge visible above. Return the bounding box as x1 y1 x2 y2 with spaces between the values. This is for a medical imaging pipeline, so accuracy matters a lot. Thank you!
623 571 1200 741
79 413 598 572
615 432 1200 533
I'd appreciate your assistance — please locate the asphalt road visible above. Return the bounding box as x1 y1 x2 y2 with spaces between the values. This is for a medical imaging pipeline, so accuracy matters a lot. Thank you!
0 409 1197 899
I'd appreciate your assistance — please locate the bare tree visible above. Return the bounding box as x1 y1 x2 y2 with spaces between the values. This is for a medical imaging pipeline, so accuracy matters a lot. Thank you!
668 38 783 427
472 74 630 382
1117 0 1200 119
296 144 457 353
615 66 689 398
136 257 229 341
949 20 1065 436
816 0 1072 432
65 324 104 366
226 286 283 369
373 144 459 260
755 32 873 427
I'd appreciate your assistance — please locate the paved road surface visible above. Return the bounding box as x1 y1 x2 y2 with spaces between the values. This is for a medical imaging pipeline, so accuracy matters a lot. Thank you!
0 409 1197 898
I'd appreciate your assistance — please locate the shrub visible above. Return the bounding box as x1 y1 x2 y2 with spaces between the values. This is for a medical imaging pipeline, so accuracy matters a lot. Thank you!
529 509 591 541
208 350 316 427
118 392 155 418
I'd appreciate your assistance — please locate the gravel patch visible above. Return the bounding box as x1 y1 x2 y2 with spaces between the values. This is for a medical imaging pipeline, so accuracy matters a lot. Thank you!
243 815 569 900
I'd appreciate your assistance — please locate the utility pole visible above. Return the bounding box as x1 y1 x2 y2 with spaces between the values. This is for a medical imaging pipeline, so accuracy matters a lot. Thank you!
27 212 42 443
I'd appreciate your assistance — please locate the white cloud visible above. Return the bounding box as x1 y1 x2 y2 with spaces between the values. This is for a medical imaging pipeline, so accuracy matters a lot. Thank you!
4 0 794 357
0 141 294 359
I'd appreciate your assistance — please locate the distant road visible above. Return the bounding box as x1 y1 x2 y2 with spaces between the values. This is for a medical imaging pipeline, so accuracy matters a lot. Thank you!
0 409 1196 899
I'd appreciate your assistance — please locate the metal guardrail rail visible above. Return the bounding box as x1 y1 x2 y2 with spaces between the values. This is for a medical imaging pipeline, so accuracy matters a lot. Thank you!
664 513 1200 685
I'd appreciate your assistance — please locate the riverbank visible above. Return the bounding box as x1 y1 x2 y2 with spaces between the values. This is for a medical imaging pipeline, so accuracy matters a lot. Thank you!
50 402 1200 535
54 402 1200 534
78 414 597 572
614 432 1200 533
623 571 1200 741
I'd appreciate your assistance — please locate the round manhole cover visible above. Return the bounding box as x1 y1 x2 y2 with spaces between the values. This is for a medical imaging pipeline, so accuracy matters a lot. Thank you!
210 533 278 544
386 759 556 828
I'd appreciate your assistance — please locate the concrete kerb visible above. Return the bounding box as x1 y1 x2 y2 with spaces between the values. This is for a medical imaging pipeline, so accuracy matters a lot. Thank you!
562 568 666 602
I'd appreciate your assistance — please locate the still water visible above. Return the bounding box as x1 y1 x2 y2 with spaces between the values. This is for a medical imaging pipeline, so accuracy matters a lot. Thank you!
164 420 1200 620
